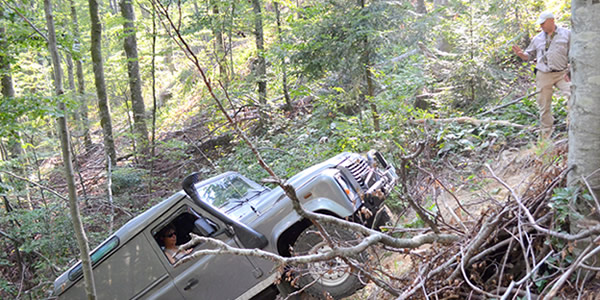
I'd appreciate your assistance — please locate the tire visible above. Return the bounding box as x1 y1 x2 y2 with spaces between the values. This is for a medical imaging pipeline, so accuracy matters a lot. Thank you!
291 224 366 299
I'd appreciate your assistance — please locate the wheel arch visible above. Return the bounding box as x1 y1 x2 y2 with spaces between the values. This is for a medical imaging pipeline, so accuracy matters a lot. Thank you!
275 209 341 257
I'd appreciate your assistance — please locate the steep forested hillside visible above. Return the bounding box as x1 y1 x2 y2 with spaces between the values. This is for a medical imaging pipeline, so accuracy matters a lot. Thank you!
1 0 600 299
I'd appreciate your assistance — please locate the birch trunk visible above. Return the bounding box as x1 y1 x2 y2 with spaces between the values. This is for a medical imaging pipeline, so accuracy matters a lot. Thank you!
568 2 600 195
568 1 600 243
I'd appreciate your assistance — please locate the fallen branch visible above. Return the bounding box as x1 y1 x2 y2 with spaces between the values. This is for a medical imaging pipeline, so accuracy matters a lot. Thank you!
410 117 528 129
176 230 457 268
486 164 600 241
544 237 600 298
448 206 508 281
478 91 540 117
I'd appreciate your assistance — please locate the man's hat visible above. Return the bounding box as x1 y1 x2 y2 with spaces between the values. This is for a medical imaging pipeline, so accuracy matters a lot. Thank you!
536 11 555 25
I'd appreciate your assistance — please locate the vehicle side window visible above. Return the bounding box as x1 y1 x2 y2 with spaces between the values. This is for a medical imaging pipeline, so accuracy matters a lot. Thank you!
68 236 119 281
153 207 217 264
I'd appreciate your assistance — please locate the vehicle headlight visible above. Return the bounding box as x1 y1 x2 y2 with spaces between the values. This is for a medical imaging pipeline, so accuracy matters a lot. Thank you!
335 173 359 206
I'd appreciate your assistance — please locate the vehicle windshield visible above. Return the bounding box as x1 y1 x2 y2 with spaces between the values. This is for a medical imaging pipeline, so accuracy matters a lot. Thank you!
196 174 261 208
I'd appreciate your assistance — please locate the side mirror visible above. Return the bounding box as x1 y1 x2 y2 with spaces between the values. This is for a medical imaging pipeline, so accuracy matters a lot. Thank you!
182 173 268 249
194 217 216 237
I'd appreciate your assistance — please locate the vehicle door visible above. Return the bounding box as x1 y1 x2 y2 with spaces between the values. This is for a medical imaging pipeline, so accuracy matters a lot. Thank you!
149 199 273 300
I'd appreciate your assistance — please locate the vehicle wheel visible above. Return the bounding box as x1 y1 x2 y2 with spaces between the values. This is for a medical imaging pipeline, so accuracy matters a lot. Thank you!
291 224 366 299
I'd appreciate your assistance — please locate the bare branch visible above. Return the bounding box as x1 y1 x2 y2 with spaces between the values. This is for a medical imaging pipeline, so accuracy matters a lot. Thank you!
478 91 540 117
486 164 600 241
410 117 529 129
176 231 458 268
0 170 68 201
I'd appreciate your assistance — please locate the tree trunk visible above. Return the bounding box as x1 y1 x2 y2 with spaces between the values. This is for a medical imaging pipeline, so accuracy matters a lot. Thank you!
359 0 380 131
212 1 227 86
66 53 76 91
568 2 600 215
150 0 157 189
43 0 96 299
0 15 32 210
109 0 119 14
70 0 92 149
415 0 427 14
228 2 235 77
251 0 267 105
0 21 15 98
274 2 292 111
89 0 117 166
120 0 149 159
66 53 83 134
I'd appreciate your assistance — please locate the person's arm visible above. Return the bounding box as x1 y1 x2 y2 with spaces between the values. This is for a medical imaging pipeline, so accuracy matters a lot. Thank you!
166 251 176 264
512 45 530 61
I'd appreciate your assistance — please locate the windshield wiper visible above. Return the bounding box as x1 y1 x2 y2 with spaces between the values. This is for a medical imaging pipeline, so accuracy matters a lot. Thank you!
245 188 268 201
223 189 267 215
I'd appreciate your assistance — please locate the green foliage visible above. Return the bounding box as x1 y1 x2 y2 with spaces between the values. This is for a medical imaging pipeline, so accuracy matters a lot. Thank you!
0 203 77 299
549 186 592 231
0 94 59 137
0 277 17 298
549 187 578 228
417 0 543 110
2 205 75 258
286 0 406 104
435 122 513 156
111 167 148 195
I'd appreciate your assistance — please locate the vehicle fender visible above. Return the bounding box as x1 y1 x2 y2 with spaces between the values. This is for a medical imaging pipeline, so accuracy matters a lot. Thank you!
271 197 355 255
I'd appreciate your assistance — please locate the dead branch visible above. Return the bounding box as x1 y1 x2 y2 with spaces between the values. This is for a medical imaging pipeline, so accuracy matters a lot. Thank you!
176 231 458 268
487 164 600 241
498 251 552 299
448 206 508 281
478 91 540 117
544 237 600 298
410 117 528 129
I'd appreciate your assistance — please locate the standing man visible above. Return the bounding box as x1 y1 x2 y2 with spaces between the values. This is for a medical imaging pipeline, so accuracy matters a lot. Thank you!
513 11 571 140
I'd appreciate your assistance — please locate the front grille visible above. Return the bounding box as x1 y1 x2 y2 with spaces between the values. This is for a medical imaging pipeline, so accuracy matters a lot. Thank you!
341 158 370 189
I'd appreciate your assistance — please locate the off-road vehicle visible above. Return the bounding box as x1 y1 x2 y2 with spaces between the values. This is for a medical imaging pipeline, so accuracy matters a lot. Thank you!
53 150 397 299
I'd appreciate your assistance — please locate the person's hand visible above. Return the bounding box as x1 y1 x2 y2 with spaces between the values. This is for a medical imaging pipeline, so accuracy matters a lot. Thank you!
512 45 528 60
564 72 571 83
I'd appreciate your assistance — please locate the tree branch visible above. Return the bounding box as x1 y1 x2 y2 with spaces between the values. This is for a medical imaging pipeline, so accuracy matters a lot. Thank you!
0 170 68 201
410 117 528 129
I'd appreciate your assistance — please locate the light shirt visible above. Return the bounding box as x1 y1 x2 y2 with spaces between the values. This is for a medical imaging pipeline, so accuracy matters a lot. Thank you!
524 26 570 73
165 248 185 262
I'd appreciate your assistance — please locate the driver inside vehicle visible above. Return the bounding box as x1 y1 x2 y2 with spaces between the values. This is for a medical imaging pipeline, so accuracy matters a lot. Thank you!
158 225 194 264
